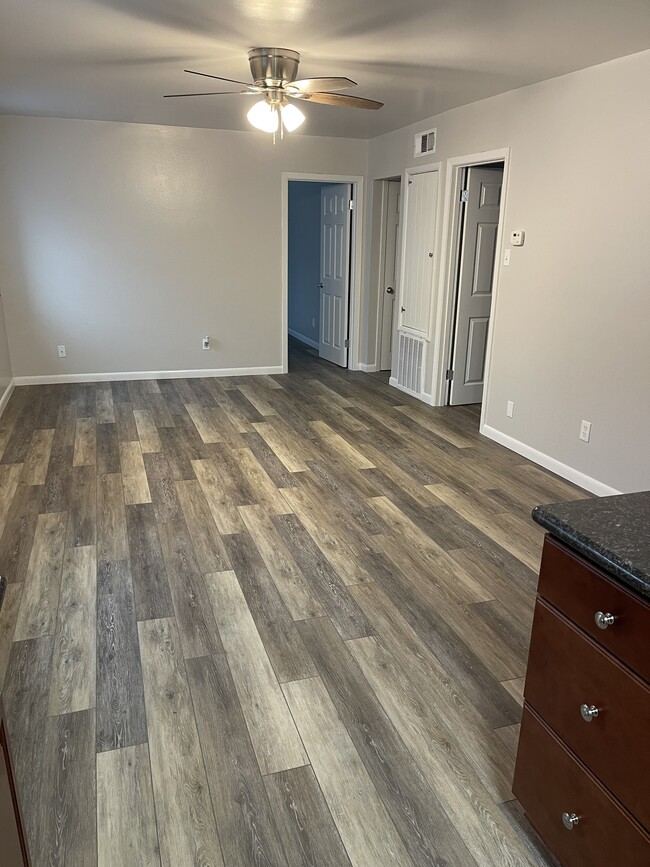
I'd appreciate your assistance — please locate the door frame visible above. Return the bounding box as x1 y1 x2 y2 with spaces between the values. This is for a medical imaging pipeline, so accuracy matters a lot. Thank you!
282 172 364 373
371 177 401 373
428 148 510 425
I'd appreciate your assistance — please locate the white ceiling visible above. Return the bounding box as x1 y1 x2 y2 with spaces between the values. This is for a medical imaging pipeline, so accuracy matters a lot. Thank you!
1 0 649 139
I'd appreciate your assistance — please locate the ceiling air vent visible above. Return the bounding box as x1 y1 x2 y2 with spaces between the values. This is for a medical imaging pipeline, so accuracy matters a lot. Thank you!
414 128 437 158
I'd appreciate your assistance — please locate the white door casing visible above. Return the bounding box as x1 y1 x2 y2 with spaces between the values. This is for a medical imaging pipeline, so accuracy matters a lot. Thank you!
399 170 439 335
450 165 503 405
319 184 352 367
380 181 401 371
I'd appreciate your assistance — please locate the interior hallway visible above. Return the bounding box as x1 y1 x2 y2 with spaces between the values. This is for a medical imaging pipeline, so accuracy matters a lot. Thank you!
0 338 578 866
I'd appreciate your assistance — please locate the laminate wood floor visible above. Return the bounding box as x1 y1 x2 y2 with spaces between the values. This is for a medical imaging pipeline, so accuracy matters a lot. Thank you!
0 339 581 866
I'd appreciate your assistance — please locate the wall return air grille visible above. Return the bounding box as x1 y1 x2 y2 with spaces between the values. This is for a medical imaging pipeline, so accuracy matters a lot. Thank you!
396 332 424 395
414 128 437 157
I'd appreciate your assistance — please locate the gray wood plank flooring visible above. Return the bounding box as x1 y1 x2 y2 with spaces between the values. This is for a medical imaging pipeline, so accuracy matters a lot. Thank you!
0 339 577 866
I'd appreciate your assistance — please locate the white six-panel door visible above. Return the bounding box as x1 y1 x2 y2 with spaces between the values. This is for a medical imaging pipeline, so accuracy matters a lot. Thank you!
319 184 352 367
399 170 439 335
450 165 503 405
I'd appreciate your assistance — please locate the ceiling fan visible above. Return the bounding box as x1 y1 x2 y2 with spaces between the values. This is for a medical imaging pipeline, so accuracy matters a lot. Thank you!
164 47 383 136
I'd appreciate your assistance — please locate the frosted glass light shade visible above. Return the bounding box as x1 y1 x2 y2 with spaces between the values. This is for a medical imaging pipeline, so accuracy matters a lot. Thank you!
281 102 305 132
247 100 279 133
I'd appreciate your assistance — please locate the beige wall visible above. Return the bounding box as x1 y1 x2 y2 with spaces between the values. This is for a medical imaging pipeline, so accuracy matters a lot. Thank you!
0 296 13 395
0 116 367 377
366 50 650 494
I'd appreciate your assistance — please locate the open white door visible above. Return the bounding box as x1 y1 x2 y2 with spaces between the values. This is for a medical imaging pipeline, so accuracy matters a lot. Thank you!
379 181 401 371
319 184 352 367
449 165 503 405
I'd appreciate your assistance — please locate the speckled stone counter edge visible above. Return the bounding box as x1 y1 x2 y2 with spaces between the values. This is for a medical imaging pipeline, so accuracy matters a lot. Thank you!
533 505 650 601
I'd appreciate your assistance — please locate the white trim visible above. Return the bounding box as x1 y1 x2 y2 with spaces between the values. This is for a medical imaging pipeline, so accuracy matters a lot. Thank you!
481 424 621 497
13 366 283 385
429 147 511 411
358 362 380 373
288 329 319 351
282 172 365 372
0 379 15 416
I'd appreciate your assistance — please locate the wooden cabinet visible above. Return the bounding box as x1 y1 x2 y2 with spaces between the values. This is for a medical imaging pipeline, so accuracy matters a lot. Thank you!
0 696 31 866
513 536 650 866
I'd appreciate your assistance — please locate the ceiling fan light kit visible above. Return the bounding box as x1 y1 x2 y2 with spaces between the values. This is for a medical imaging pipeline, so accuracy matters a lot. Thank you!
164 47 383 140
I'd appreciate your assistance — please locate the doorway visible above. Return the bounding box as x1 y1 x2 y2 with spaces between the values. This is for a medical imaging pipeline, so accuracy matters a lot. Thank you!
447 162 504 406
282 173 364 373
377 179 402 371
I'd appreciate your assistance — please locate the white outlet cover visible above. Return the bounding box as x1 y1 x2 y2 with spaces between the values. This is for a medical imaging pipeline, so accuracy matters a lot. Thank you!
57 344 66 358
579 420 592 442
506 400 514 418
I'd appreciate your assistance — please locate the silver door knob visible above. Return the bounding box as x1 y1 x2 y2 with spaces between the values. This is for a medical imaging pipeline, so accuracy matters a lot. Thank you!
401 306 406 312
562 812 580 830
386 287 395 294
580 704 599 722
317 282 324 289
595 611 615 629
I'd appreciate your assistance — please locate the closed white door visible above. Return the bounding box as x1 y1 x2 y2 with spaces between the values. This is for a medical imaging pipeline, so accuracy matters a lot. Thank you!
450 165 503 405
399 170 438 334
380 181 401 371
319 184 352 367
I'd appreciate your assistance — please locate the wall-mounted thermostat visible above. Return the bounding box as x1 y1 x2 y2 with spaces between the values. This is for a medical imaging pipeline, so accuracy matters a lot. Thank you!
511 230 525 246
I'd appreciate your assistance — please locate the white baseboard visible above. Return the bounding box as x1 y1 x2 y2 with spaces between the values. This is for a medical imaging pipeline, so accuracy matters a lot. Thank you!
13 366 284 386
0 378 15 416
288 329 319 351
481 423 621 497
358 362 380 373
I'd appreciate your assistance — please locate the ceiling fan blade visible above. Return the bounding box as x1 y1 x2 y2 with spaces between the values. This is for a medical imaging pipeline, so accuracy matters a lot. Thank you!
184 69 260 90
300 91 383 110
164 91 248 98
286 77 357 93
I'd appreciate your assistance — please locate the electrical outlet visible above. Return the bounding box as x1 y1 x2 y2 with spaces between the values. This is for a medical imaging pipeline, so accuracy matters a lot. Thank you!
506 400 514 418
579 420 592 442
202 336 210 351
57 344 66 358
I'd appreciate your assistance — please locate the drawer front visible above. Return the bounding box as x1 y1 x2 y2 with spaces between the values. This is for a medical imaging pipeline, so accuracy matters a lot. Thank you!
513 706 650 867
524 599 650 827
539 536 650 681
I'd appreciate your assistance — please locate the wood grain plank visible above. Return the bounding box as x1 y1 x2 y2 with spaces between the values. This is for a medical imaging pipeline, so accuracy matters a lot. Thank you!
252 422 309 473
138 617 224 867
157 520 224 658
223 532 317 682
96 559 147 751
36 708 96 867
125 503 174 621
205 570 308 775
73 417 97 466
41 445 73 512
0 483 44 582
283 676 413 867
48 546 97 715
175 479 231 573
96 384 116 424
97 743 161 867
264 765 352 867
0 581 22 691
134 409 162 453
239 504 324 620
192 458 245 534
186 403 224 443
67 463 97 548
0 463 22 537
114 401 139 442
273 513 374 640
14 510 67 640
21 428 55 485
143 451 183 524
186 653 287 867
97 472 129 561
120 440 152 505
234 446 291 515
310 420 375 470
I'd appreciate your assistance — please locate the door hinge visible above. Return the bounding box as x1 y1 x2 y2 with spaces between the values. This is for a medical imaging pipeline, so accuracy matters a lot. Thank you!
344 338 349 348
348 200 355 210
459 189 469 203
446 368 454 381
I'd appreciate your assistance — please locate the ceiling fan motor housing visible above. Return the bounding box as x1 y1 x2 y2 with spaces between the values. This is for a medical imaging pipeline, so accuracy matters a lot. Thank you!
248 48 300 88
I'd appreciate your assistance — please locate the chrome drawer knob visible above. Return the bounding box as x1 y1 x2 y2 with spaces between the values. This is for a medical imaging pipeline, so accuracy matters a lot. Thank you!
580 703 600 722
595 611 615 629
562 812 580 830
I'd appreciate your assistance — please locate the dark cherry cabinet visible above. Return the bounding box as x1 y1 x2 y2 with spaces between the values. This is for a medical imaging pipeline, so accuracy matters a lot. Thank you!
513 536 650 866
0 695 31 866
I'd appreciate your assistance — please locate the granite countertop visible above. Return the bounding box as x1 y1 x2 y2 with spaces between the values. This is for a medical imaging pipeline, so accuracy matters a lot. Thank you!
532 491 650 600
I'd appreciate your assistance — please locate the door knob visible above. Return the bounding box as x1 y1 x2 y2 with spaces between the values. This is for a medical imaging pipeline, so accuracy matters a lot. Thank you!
580 704 600 722
317 282 323 289
386 287 395 295
401 306 406 312
595 611 615 629
562 812 580 830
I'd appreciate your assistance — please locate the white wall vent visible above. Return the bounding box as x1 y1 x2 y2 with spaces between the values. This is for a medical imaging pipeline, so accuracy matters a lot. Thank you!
414 128 437 158
396 332 424 394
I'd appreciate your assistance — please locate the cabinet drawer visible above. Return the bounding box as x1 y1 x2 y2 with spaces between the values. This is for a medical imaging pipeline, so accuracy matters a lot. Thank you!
539 536 650 681
525 599 650 827
513 706 650 867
